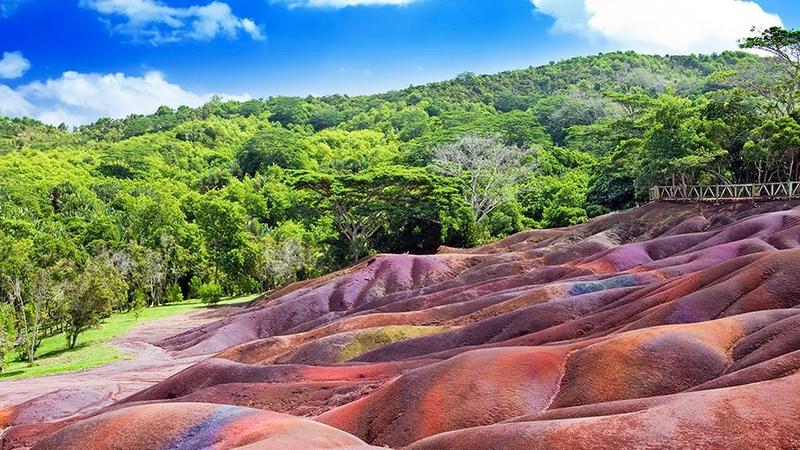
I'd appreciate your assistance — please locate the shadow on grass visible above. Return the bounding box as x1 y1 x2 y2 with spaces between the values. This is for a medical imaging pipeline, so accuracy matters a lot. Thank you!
0 369 24 379
33 341 91 360
0 342 93 380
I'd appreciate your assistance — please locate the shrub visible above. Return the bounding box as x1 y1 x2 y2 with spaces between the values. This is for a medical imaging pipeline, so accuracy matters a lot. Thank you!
198 282 223 305
0 304 16 373
132 289 146 320
544 205 588 228
189 276 203 299
65 258 128 348
165 282 183 304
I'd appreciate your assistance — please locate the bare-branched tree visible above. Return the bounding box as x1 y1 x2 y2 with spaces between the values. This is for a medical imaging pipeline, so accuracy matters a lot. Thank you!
729 27 800 116
21 268 65 364
432 134 537 223
257 237 315 290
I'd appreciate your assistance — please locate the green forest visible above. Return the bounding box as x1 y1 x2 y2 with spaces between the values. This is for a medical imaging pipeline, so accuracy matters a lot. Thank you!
1 27 800 370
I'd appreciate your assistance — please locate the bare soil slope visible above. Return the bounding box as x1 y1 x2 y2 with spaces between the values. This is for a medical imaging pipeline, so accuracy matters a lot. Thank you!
4 201 800 449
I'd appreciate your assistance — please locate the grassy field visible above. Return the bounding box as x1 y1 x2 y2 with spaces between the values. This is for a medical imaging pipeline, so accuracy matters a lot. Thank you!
1 295 257 381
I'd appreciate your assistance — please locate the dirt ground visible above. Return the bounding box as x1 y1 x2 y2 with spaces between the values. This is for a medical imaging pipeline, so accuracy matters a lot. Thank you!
0 303 245 422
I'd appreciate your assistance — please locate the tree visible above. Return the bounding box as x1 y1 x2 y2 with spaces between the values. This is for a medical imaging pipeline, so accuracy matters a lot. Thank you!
534 89 618 144
330 167 459 261
432 135 537 223
237 127 307 175
702 89 764 182
297 166 458 262
0 236 33 362
127 193 192 292
195 196 255 291
256 222 317 291
0 304 15 373
18 267 64 364
605 90 655 118
132 289 146 320
740 27 800 81
744 116 800 182
267 97 310 126
308 105 344 131
738 27 800 116
138 248 166 307
634 95 727 190
65 258 127 349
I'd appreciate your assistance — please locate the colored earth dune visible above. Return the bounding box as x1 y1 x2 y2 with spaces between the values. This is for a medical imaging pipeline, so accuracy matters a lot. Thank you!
3 201 800 449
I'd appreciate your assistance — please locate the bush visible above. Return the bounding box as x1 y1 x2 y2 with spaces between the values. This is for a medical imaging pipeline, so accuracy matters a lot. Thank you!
543 205 588 228
0 304 16 373
65 258 128 348
198 282 223 305
585 204 612 218
132 289 146 320
189 276 203 299
164 282 183 304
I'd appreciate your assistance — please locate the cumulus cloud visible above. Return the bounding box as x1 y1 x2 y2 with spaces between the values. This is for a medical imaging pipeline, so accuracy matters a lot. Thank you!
272 0 419 9
80 0 264 44
0 84 34 116
0 51 31 79
531 0 783 54
6 70 249 126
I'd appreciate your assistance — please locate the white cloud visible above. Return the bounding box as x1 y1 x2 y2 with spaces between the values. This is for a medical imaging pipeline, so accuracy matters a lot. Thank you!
0 84 34 116
0 51 31 79
5 70 249 126
531 0 783 54
80 0 265 44
272 0 419 9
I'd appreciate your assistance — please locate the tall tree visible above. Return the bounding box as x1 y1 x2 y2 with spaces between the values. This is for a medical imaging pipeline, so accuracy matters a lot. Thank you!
195 196 255 291
738 27 800 116
0 236 33 362
635 95 728 190
20 267 65 364
432 135 537 223
744 116 800 183
0 304 15 373
65 257 127 349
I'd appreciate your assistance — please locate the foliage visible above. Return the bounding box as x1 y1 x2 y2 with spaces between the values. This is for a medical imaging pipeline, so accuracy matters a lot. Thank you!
64 258 127 349
132 289 146 320
738 27 800 116
0 304 15 373
432 135 537 224
0 34 798 363
198 282 224 305
744 116 800 182
165 282 183 304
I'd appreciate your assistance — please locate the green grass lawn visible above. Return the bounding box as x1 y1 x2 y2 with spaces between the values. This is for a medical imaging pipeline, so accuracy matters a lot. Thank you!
0 294 257 381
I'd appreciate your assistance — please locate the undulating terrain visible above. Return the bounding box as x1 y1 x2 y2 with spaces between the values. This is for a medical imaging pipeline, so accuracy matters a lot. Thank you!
3 200 800 449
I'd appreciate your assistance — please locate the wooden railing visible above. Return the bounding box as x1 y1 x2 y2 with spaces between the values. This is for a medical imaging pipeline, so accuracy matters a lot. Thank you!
650 182 800 202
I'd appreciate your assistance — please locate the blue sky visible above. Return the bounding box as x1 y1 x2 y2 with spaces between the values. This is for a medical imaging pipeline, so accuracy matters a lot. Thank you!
0 0 798 125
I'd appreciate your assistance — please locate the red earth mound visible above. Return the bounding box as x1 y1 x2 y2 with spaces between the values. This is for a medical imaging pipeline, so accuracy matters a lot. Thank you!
4 201 800 449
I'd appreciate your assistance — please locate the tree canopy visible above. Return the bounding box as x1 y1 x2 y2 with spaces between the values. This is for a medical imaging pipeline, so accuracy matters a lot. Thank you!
1 31 799 367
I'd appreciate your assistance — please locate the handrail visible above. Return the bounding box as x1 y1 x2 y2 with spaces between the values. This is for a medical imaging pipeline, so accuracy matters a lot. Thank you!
650 182 800 202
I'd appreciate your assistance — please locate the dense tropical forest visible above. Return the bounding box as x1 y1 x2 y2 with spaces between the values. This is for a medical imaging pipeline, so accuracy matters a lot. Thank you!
1 27 799 369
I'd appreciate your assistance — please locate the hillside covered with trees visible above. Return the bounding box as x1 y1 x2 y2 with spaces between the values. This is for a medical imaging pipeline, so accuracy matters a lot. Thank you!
1 27 800 369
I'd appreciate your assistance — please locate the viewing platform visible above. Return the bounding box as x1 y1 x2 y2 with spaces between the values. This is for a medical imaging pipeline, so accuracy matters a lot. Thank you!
650 182 800 202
